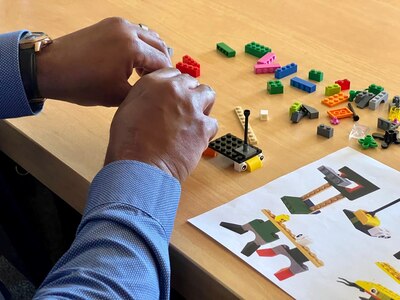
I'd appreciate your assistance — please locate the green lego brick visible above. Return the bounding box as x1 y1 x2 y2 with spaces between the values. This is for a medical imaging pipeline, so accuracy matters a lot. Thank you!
308 69 324 82
368 84 384 95
325 84 341 96
216 42 236 57
281 196 312 214
245 41 271 58
349 90 362 102
249 220 280 243
267 80 284 94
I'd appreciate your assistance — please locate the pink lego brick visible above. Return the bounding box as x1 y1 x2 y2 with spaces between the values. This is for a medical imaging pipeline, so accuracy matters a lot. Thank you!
254 63 281 74
182 55 200 68
257 52 276 65
176 62 200 78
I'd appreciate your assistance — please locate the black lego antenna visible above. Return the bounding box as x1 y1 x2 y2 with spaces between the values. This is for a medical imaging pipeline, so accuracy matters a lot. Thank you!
243 109 250 152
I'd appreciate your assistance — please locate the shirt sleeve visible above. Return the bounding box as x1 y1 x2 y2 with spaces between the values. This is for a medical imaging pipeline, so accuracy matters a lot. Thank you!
0 31 44 119
33 160 181 300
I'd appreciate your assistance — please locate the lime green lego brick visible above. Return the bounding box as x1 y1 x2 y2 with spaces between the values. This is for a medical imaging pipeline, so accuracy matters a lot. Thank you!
325 84 341 96
289 101 302 116
267 80 284 94
245 41 271 58
216 42 236 57
308 69 324 82
368 84 384 95
349 90 362 102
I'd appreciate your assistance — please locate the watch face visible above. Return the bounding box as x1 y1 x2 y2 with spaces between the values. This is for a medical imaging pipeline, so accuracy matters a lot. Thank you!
20 32 52 50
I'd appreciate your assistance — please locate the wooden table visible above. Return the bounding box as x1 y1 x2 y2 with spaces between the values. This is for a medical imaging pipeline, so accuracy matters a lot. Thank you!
1 1 400 298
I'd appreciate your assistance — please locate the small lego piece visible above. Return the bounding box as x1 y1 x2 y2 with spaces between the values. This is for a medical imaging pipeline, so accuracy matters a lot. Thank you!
330 117 340 125
377 117 399 131
317 124 334 138
257 52 276 64
289 102 302 116
176 62 200 78
354 91 375 109
267 80 284 94
216 42 236 57
358 135 378 149
202 147 217 157
368 83 384 95
234 106 258 145
372 129 400 149
349 90 362 102
182 55 200 68
245 41 271 58
290 103 319 123
349 123 369 140
321 93 349 107
275 63 297 79
290 77 316 93
388 105 400 122
335 79 350 91
369 91 388 110
259 109 269 121
254 63 281 74
347 103 360 121
325 84 341 96
327 107 353 119
308 69 323 82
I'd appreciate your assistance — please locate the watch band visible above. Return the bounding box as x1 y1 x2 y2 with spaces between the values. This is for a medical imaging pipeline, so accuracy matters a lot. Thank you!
19 47 42 101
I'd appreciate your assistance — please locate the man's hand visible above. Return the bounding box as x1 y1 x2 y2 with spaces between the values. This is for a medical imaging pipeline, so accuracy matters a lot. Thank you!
36 17 172 106
105 68 218 182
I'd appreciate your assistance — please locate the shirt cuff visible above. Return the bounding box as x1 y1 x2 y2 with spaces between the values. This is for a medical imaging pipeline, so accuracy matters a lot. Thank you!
0 30 44 119
86 160 181 239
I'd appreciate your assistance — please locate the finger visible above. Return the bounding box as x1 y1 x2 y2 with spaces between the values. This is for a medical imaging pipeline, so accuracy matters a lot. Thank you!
146 67 181 80
193 84 216 116
137 29 172 66
133 40 173 75
204 116 219 142
172 73 200 90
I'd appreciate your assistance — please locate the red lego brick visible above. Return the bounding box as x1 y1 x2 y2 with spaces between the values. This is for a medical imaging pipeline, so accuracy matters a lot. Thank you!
275 267 295 281
176 62 200 78
182 55 200 68
335 79 351 91
202 147 217 157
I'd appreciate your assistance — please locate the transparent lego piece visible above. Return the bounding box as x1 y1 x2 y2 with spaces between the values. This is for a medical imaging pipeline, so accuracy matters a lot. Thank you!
349 123 369 140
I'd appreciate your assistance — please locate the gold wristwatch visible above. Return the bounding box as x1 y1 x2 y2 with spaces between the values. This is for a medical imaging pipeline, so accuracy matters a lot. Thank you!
19 32 52 102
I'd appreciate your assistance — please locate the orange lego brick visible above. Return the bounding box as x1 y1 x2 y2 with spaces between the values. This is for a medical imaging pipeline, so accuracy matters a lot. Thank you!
327 107 353 119
202 147 217 157
321 93 349 107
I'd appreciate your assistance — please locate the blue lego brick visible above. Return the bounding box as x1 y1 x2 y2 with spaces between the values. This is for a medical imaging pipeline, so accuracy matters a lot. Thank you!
275 63 297 79
290 77 316 93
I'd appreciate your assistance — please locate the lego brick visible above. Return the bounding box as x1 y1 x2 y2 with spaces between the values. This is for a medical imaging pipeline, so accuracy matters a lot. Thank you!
389 106 400 122
257 52 276 64
327 107 353 119
308 69 323 82
216 42 236 57
182 55 200 68
254 63 281 74
208 133 262 164
245 41 271 58
377 117 393 131
321 93 349 107
358 135 378 149
368 83 384 95
267 80 284 94
259 109 269 121
289 102 302 116
335 79 350 91
234 106 258 145
317 124 334 138
330 117 340 125
325 84 341 96
349 90 362 102
369 91 388 110
354 91 375 109
302 104 319 119
290 77 316 93
245 155 263 172
275 63 297 79
202 147 217 157
176 62 200 78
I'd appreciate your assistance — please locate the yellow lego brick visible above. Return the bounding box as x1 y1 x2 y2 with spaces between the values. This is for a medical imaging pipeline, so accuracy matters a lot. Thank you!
245 155 263 172
354 210 381 227
376 262 400 284
321 92 349 107
389 106 400 122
